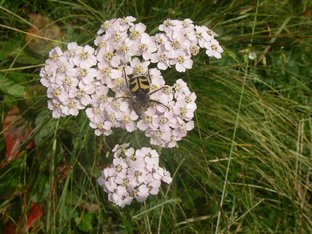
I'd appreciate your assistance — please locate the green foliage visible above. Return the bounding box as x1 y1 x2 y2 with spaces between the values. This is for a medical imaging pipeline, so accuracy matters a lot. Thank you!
75 212 95 232
0 0 311 233
0 73 25 97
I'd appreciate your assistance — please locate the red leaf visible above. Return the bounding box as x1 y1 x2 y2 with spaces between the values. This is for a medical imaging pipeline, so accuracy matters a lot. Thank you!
26 203 42 229
2 107 34 160
2 203 43 233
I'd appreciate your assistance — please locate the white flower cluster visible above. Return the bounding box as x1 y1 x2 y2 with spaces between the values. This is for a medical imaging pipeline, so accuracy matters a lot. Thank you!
137 77 196 148
152 19 224 72
95 16 157 69
87 56 196 147
95 17 223 73
97 144 172 208
40 43 97 118
40 17 223 208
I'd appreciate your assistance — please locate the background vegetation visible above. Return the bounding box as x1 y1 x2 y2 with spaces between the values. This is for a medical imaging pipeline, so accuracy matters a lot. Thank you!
0 0 311 233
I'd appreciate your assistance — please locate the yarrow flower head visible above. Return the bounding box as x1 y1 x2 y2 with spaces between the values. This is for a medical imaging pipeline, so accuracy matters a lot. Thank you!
94 17 223 73
94 17 157 68
40 16 223 208
137 77 197 148
89 59 197 147
151 19 224 72
97 144 172 207
40 43 97 118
